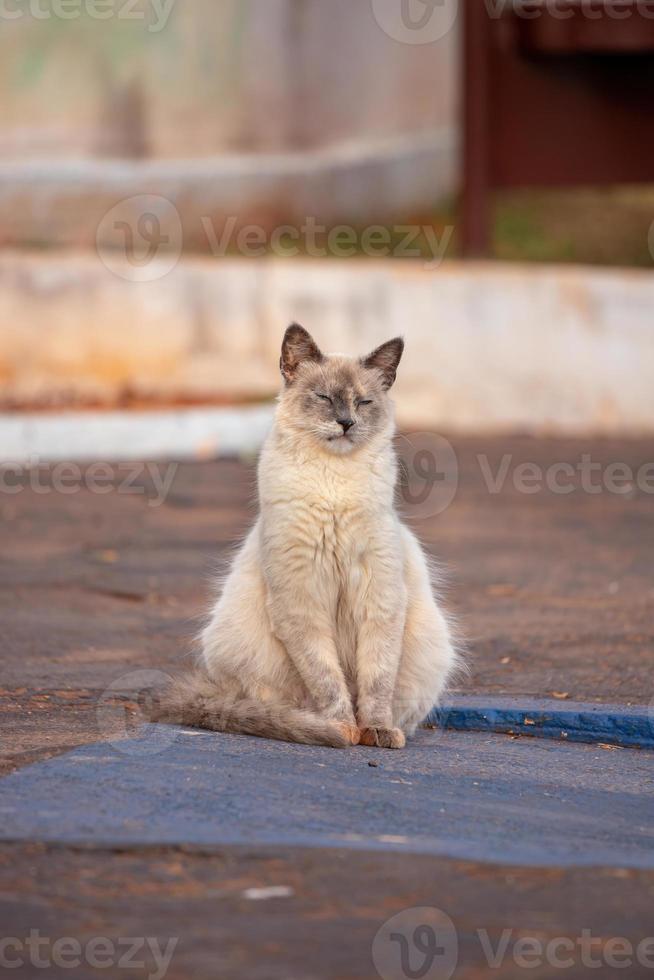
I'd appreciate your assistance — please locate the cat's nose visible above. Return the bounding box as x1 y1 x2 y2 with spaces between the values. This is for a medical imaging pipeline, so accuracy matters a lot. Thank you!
338 418 355 433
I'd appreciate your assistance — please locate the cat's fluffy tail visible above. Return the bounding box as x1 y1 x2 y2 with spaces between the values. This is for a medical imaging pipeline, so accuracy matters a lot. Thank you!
153 671 356 748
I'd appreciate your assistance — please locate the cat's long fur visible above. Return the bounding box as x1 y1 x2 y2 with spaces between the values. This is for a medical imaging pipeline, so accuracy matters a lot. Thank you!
157 325 460 749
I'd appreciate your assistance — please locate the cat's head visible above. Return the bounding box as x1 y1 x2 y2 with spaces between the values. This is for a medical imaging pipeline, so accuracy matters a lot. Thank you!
276 324 404 455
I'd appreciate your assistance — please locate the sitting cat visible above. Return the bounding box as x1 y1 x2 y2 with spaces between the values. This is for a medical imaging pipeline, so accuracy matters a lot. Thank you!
158 324 460 748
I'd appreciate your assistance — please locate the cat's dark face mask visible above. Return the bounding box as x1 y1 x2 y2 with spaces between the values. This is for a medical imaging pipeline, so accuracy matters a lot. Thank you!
278 325 403 455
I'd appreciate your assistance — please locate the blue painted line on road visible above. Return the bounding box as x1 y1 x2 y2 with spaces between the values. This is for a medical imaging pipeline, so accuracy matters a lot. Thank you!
428 697 653 749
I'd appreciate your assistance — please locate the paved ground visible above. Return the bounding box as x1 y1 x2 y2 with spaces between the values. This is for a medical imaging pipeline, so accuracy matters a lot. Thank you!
4 842 654 980
2 436 652 775
0 845 654 980
2 729 652 868
1 435 652 979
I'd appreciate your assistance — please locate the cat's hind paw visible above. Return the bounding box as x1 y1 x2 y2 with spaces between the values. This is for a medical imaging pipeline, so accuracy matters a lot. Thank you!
359 726 405 749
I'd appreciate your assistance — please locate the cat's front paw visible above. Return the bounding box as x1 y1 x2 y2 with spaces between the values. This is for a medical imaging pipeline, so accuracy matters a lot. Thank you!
359 726 405 749
335 721 361 746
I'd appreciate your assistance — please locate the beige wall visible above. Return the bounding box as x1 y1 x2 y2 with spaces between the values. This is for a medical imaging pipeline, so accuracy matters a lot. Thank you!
0 0 459 159
0 1 459 246
1 253 652 435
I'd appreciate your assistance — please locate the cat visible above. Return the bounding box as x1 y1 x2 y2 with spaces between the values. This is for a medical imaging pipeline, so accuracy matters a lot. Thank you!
157 324 460 749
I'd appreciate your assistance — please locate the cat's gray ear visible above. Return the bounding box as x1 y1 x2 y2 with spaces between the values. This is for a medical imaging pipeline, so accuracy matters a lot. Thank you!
280 324 323 383
361 337 404 389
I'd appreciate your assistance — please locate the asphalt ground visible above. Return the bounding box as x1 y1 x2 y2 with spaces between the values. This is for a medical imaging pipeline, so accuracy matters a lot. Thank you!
1 436 653 979
2 436 652 775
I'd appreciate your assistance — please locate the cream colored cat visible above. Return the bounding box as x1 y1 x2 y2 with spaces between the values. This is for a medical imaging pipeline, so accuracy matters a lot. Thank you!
158 325 459 749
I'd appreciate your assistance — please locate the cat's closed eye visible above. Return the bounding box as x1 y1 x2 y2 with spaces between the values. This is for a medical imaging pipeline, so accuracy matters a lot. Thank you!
316 393 332 404
357 399 373 407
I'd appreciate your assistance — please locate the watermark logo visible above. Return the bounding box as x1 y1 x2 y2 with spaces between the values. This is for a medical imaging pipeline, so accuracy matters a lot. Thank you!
397 432 459 519
97 206 454 274
477 452 653 497
372 907 458 980
486 0 654 21
371 0 459 44
0 931 177 979
0 0 176 32
0 457 178 507
96 194 182 282
371 0 654 46
373 909 654 975
392 440 653 519
96 669 177 756
202 215 454 267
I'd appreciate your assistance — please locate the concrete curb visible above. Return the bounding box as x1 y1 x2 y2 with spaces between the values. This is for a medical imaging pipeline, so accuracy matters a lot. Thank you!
2 252 653 432
0 405 274 463
0 132 456 247
429 696 653 749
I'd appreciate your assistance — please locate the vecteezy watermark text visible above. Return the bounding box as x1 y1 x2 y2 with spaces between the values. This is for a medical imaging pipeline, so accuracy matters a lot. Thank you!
373 907 654 979
479 929 654 971
396 436 654 520
478 452 654 496
0 931 177 979
485 0 654 19
202 216 454 268
0 457 178 507
0 0 175 31
95 195 455 281
371 0 654 46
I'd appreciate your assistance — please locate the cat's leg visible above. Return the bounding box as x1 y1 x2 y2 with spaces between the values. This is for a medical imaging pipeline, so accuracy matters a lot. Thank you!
392 526 459 735
353 542 408 749
266 596 360 746
169 525 358 748
393 601 455 735
356 612 407 749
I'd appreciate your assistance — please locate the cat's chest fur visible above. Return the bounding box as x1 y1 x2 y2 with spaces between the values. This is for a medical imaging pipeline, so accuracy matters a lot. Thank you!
258 435 398 639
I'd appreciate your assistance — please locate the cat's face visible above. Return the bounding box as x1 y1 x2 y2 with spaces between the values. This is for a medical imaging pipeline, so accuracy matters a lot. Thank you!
277 324 404 455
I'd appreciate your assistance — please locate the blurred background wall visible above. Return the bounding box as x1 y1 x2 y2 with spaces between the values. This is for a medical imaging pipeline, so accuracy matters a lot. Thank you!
0 0 458 246
0 0 459 159
0 0 652 435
